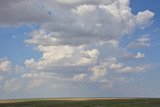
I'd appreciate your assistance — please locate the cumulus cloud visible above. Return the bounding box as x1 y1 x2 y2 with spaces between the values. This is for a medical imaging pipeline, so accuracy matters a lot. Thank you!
21 72 58 79
90 58 148 80
123 52 145 59
25 45 99 70
109 59 147 73
25 79 44 90
23 0 154 76
0 0 155 93
4 78 20 92
90 58 114 80
22 1 154 83
134 52 145 59
128 36 150 48
136 10 154 27
0 57 22 73
0 0 154 46
90 58 120 80
22 71 88 90
21 72 61 90
21 0 154 47
73 73 87 80
0 57 12 72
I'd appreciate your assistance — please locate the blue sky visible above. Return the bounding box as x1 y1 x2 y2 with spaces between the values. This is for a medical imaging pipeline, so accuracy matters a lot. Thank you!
0 0 160 99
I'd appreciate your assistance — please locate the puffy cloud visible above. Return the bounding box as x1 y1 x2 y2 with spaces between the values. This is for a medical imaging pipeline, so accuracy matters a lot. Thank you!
134 52 145 59
21 71 89 91
23 0 154 46
90 58 117 80
123 52 145 59
0 0 154 94
0 57 12 72
21 72 63 90
0 0 154 47
25 79 43 90
4 78 20 92
73 73 87 80
110 62 147 73
109 59 147 73
136 10 154 27
128 36 150 48
25 45 99 70
24 59 36 68
0 58 24 73
25 30 59 46
90 63 108 80
117 66 146 73
24 0 153 77
90 58 148 80
21 72 58 79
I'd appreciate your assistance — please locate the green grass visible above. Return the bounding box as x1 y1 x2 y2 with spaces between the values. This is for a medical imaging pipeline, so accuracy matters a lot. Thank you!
0 98 160 107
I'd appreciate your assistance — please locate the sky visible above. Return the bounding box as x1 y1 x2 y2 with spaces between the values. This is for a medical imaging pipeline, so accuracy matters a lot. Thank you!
0 0 160 99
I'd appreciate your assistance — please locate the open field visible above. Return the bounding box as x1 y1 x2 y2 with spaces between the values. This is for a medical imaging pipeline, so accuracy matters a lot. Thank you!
0 98 160 107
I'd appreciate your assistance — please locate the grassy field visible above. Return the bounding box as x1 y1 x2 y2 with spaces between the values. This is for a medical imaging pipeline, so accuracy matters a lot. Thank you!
0 98 160 107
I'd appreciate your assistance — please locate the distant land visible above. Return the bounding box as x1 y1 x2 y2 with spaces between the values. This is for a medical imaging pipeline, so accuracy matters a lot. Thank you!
0 98 160 107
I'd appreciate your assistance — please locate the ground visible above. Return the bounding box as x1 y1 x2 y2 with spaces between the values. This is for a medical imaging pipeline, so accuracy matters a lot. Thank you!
0 98 160 107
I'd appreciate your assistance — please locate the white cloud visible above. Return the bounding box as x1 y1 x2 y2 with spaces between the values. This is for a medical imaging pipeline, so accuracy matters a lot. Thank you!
21 72 58 79
21 72 61 90
25 30 58 46
136 10 154 27
109 62 123 69
0 57 12 72
134 52 145 59
25 45 99 70
90 58 116 80
117 65 147 73
73 73 87 80
21 72 65 90
23 0 154 47
23 0 153 76
0 0 154 94
128 36 150 48
90 65 107 80
0 58 24 73
90 57 148 80
111 61 148 73
123 52 145 59
4 78 20 92
25 79 43 90
23 1 154 81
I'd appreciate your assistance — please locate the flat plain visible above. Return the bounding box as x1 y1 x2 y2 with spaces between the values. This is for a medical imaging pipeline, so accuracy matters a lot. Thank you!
0 98 160 107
